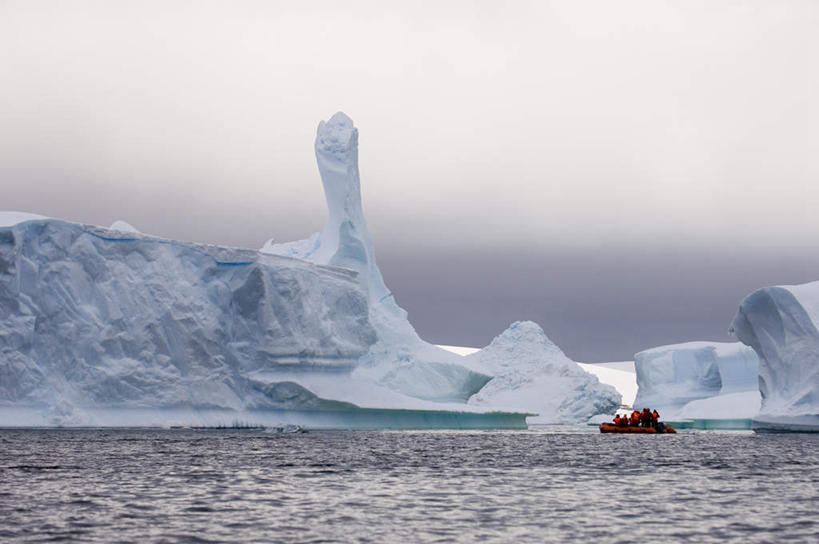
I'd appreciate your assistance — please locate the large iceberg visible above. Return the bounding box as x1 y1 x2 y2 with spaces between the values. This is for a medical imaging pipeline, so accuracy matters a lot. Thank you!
260 112 620 418
731 282 819 432
261 112 492 403
633 341 760 420
0 112 619 428
0 219 379 424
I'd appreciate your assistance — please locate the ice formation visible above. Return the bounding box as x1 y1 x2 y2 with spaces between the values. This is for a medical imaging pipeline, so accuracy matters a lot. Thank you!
633 341 760 420
731 282 819 432
263 113 619 417
0 219 380 424
109 220 140 233
0 112 619 427
0 211 47 227
261 113 495 403
460 321 621 423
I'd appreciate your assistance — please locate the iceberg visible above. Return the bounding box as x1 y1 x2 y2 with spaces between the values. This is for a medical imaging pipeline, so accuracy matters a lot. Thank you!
263 113 619 419
731 282 819 432
261 112 495 403
0 218 381 424
0 112 618 428
460 321 621 424
633 341 760 421
0 218 526 428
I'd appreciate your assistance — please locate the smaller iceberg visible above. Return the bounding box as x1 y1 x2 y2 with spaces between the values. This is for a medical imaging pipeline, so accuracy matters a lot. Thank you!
633 341 760 423
731 282 819 432
460 321 621 424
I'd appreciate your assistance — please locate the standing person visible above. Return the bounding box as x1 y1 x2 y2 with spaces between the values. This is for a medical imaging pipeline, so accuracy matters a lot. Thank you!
652 409 660 430
631 410 640 427
641 408 651 428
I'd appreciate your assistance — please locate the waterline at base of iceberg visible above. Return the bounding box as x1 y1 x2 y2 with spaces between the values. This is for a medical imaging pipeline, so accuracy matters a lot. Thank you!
0 406 530 430
751 414 819 433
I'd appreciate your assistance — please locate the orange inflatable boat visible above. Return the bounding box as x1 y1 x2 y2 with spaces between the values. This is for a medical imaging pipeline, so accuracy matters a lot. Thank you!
599 423 676 434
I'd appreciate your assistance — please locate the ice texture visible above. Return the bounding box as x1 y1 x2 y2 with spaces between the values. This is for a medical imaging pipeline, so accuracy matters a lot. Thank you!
460 322 621 423
109 220 140 233
0 211 47 227
0 219 378 424
731 282 819 431
262 113 619 418
261 113 492 402
633 341 759 419
0 112 620 428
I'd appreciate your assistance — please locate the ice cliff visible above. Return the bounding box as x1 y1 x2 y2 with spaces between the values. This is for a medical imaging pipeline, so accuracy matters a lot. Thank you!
633 341 760 420
0 219 379 424
731 282 819 432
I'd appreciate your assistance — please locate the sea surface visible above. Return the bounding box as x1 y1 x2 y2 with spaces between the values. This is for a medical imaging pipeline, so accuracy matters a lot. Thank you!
0 428 816 543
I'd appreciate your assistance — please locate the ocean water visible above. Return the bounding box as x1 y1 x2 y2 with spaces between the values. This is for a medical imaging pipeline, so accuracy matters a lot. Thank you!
0 428 816 543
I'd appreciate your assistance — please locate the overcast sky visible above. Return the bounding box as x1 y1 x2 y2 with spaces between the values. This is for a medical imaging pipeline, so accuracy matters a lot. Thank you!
3 1 819 360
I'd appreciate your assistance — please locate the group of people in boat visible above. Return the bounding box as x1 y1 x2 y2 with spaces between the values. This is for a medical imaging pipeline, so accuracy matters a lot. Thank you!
612 408 663 430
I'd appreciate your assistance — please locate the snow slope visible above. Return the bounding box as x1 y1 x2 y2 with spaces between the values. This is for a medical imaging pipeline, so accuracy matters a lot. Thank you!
439 346 638 411
731 282 819 431
459 322 621 423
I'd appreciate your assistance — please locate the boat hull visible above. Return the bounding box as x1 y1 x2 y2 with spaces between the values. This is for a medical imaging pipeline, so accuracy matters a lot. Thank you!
599 423 676 434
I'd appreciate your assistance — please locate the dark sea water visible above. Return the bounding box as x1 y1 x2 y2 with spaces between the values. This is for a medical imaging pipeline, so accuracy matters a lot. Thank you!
0 428 816 544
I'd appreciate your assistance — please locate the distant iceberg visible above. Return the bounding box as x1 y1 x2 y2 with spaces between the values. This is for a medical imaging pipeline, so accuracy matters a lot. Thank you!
461 321 620 424
633 341 760 421
731 282 819 432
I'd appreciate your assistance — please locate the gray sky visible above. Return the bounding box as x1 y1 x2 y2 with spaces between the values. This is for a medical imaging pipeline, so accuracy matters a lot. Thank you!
3 1 819 360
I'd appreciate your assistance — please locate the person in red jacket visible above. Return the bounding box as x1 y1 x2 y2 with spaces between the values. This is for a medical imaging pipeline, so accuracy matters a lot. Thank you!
641 408 652 427
652 409 660 429
613 414 622 426
630 411 640 427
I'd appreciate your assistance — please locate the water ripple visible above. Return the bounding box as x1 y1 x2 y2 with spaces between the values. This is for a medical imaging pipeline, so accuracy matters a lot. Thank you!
0 429 816 543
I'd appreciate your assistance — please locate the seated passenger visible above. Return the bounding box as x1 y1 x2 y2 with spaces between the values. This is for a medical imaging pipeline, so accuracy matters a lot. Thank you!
613 415 621 426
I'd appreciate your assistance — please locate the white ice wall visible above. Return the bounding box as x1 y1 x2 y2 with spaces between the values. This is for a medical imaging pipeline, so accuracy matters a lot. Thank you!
731 283 819 431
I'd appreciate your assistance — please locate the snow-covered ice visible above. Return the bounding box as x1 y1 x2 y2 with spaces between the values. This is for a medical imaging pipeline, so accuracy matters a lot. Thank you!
676 391 761 420
458 322 621 424
0 219 379 425
577 362 637 408
109 220 140 233
633 341 760 421
0 211 47 227
261 112 493 403
440 346 638 411
262 113 618 418
0 112 622 428
731 282 819 432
